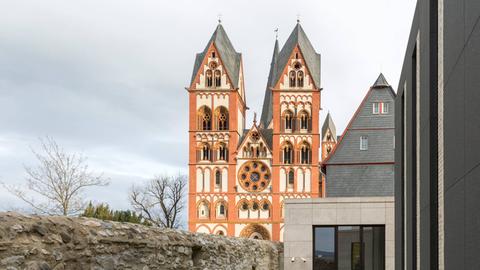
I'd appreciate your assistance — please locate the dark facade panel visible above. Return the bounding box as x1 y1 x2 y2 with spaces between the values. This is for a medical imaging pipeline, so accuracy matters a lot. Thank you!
464 25 480 172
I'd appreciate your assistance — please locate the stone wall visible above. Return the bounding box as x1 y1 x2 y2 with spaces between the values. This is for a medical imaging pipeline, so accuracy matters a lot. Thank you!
0 213 283 270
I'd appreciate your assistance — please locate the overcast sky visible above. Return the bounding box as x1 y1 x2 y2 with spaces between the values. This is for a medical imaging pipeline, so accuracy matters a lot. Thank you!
0 0 417 213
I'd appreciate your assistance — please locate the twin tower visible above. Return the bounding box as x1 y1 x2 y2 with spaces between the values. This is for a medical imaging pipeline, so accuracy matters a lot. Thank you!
187 22 335 241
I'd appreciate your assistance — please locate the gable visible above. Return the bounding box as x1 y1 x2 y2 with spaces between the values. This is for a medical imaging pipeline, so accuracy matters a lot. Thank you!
274 46 317 90
325 87 396 165
190 44 235 90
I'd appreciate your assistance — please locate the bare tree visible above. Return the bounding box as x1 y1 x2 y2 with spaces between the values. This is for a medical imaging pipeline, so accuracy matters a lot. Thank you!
130 174 187 229
2 137 109 216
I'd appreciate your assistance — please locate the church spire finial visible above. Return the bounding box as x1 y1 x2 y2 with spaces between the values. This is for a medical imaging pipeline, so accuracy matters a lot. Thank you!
274 28 279 40
253 112 257 124
217 14 222 24
296 14 301 23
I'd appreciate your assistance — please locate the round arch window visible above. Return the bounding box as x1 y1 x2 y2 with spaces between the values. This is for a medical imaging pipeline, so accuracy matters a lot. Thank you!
238 161 271 192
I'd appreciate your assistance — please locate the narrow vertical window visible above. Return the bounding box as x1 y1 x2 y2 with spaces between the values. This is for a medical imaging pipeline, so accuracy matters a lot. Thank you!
360 136 368 150
215 170 221 189
288 170 294 189
382 102 389 114
214 70 221 87
373 102 380 114
206 70 213 87
297 71 304 87
289 71 296 87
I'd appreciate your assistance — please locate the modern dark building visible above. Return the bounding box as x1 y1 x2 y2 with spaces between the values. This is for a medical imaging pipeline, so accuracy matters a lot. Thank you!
395 0 480 269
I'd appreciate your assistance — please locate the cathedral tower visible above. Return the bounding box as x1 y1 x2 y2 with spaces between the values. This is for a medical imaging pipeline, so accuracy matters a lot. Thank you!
187 22 322 241
187 23 246 236
321 112 337 160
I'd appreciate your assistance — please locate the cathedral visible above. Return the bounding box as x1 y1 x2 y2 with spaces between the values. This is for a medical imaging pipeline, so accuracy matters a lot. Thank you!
187 21 336 241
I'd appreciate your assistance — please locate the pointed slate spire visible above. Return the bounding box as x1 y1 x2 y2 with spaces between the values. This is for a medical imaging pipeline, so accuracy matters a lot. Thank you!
322 112 336 140
372 73 390 88
273 22 321 88
260 39 279 128
190 24 242 88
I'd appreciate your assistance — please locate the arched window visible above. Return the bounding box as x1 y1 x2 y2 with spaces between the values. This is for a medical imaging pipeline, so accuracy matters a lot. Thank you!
217 230 224 236
217 201 226 218
299 111 309 130
215 170 222 189
283 142 293 164
214 70 221 87
198 201 209 218
289 71 296 87
201 143 211 161
300 142 311 164
198 106 212 131
206 70 213 87
288 170 295 189
215 107 229 131
297 71 304 87
283 110 293 131
218 144 227 161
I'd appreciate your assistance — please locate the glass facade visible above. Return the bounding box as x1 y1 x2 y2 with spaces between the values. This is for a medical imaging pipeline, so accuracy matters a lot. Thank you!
314 226 385 270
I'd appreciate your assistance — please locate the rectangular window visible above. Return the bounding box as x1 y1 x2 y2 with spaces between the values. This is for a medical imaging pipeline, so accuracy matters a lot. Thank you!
372 103 380 114
382 103 389 114
313 226 386 270
360 136 368 150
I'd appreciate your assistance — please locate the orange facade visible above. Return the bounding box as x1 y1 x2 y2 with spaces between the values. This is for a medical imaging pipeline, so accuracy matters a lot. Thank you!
187 23 329 241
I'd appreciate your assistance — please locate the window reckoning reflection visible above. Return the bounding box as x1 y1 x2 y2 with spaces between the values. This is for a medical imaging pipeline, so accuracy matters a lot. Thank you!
313 225 385 270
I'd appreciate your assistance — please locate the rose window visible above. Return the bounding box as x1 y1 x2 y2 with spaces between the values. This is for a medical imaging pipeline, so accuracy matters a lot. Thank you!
238 161 271 192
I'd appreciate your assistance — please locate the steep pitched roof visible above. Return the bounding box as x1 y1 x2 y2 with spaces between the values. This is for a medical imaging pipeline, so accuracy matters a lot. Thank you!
372 73 390 88
323 73 396 165
260 40 279 128
190 24 242 88
322 112 336 139
273 23 321 88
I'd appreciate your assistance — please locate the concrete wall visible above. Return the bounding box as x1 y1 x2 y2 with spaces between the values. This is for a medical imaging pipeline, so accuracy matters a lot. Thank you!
283 197 394 270
0 212 283 270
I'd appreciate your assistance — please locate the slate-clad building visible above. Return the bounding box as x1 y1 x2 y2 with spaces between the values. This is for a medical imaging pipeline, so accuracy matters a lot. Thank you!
323 74 396 197
395 0 480 269
284 75 396 270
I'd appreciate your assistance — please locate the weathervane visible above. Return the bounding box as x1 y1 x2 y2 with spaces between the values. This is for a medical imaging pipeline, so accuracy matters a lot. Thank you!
274 28 279 39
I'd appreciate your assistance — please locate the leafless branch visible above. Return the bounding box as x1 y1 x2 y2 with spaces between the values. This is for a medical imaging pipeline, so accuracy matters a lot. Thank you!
2 137 109 216
129 173 187 229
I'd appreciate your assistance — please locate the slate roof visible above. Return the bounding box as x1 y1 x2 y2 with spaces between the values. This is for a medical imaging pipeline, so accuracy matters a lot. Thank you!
325 74 396 164
190 24 242 88
273 23 321 88
322 112 336 139
372 73 390 88
260 40 279 128
323 74 396 197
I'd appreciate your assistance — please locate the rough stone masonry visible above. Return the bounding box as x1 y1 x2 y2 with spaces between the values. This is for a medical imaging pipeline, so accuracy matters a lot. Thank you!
0 213 283 270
